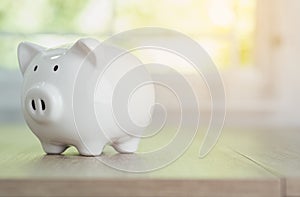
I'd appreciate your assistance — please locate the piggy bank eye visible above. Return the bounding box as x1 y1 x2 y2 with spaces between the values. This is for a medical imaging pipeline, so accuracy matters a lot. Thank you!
53 65 59 72
33 65 38 72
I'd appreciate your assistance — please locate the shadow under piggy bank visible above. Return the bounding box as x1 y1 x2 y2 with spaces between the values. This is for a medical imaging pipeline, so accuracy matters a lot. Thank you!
27 150 154 178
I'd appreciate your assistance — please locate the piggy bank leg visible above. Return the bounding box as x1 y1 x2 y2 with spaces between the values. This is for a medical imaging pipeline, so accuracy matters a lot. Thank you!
113 137 140 154
75 142 105 156
41 142 69 155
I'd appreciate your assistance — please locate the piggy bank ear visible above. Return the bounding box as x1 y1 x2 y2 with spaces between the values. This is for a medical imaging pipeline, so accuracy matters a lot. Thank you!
68 38 99 65
17 42 45 75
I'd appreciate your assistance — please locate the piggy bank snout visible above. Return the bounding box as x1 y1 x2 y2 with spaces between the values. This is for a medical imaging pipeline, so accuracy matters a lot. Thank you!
24 84 62 123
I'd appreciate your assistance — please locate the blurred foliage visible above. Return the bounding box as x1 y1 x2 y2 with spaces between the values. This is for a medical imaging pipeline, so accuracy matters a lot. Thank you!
114 0 256 69
0 0 88 33
0 0 256 70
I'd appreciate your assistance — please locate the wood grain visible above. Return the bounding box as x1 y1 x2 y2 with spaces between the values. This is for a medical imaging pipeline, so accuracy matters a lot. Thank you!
0 179 280 197
224 128 300 197
0 125 283 196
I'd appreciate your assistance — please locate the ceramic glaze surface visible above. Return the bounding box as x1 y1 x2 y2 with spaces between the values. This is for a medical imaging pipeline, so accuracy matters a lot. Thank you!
17 38 155 156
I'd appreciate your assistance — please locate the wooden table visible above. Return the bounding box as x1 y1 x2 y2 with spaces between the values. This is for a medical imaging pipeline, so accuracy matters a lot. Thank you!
0 125 298 197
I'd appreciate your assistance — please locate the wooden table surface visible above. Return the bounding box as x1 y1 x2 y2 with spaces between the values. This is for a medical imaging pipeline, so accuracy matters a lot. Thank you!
0 125 299 197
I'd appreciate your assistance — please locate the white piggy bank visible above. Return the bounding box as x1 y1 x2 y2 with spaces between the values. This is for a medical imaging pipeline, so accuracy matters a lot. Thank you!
17 38 154 156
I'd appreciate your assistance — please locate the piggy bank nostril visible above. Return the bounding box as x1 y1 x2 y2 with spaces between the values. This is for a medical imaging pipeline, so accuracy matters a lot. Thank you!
40 99 46 111
24 84 61 123
31 100 36 111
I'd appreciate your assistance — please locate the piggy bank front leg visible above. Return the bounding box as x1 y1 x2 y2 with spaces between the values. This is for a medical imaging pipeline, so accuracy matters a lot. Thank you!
113 137 140 154
41 142 69 155
75 142 106 156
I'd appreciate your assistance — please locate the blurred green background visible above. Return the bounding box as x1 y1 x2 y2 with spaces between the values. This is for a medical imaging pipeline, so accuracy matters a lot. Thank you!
0 0 255 70
1 0 300 127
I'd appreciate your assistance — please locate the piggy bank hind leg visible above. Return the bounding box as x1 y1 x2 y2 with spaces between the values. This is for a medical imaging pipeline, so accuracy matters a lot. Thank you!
41 142 69 155
113 137 140 154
